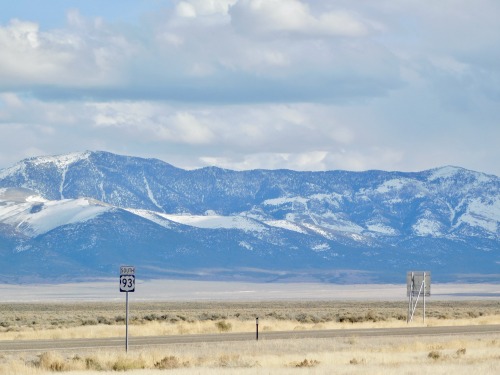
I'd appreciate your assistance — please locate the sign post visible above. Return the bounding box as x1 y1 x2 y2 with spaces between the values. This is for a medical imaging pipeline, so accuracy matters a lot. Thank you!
406 271 430 324
256 317 259 341
120 266 135 352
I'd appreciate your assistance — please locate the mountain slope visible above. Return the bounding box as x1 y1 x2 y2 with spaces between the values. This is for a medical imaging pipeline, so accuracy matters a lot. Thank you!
0 151 498 283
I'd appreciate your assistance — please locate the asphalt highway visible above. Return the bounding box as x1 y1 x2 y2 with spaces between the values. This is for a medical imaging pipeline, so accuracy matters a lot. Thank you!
1 324 499 353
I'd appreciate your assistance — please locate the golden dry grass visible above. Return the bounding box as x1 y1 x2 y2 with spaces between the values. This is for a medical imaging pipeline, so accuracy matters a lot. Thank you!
1 332 500 374
1 300 499 341
2 314 500 342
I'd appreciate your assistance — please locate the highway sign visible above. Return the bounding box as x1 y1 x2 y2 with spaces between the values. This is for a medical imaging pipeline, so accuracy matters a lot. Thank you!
120 265 135 292
120 266 135 276
406 271 431 297
120 275 135 292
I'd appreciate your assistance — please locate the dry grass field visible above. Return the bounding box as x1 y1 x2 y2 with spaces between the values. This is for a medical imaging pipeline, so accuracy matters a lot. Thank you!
0 300 499 374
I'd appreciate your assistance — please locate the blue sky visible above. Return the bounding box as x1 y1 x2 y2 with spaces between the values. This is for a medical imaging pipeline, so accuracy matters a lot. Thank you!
0 1 171 28
1 0 499 175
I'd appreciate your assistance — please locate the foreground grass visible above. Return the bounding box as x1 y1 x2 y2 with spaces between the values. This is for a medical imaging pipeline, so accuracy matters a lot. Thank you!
1 333 499 374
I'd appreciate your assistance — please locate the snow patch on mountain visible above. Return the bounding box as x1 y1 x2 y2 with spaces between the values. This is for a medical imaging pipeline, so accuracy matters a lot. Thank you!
309 193 343 208
375 178 410 193
321 215 364 234
125 209 174 229
239 241 253 250
350 233 365 242
26 195 47 203
312 243 330 252
162 213 266 232
263 196 309 206
265 220 308 234
0 162 25 180
469 197 500 221
456 197 500 233
0 194 110 237
366 223 398 235
413 218 443 237
30 199 109 236
428 166 462 181
143 176 163 212
29 151 91 169
302 223 334 239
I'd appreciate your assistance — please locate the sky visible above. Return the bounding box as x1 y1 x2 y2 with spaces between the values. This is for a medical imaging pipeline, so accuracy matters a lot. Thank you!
0 0 499 175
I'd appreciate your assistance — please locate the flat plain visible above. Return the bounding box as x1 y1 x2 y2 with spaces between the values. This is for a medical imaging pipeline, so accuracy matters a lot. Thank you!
1 298 500 374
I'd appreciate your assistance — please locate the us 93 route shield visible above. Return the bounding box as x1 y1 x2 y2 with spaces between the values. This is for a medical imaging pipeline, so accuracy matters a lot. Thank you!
120 266 135 292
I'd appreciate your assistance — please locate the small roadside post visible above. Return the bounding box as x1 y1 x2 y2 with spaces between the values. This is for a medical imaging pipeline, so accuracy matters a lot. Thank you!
256 317 259 341
120 266 135 352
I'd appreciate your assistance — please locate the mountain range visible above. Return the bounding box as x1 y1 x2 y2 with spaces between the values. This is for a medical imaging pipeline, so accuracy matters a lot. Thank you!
0 151 498 283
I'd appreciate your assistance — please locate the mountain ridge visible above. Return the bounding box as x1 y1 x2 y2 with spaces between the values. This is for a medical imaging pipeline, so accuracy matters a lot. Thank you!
0 151 498 283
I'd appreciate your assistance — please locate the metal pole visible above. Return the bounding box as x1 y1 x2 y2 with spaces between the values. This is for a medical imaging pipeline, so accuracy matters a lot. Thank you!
407 294 410 323
423 272 426 325
410 280 424 322
408 273 414 323
411 273 414 322
256 317 259 341
126 291 129 352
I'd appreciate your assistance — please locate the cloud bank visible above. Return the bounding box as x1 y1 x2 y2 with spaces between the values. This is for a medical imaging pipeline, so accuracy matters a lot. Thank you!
0 0 499 175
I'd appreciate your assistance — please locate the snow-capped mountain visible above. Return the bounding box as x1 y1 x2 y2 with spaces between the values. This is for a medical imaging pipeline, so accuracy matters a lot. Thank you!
0 151 498 283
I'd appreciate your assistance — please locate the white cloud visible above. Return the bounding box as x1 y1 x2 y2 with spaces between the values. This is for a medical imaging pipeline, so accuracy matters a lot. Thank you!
0 4 398 102
92 102 215 145
169 112 215 144
176 0 237 18
0 19 69 84
229 0 371 37
0 12 138 91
